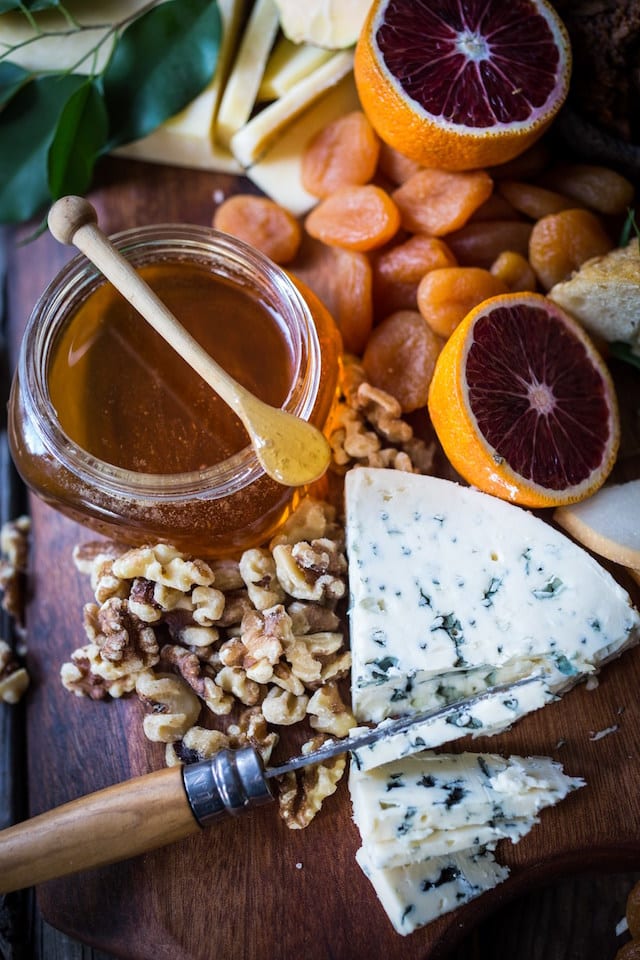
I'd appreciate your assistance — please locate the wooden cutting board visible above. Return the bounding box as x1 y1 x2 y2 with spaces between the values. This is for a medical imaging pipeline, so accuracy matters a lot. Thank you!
6 159 640 960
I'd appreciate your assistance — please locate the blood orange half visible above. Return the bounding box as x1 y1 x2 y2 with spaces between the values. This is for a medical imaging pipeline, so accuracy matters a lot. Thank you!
354 0 572 171
427 293 620 507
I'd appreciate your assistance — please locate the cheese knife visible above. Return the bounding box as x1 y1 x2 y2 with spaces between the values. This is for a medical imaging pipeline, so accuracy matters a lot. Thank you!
0 675 542 893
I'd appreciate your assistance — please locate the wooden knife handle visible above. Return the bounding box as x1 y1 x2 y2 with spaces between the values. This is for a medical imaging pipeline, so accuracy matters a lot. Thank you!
0 766 198 893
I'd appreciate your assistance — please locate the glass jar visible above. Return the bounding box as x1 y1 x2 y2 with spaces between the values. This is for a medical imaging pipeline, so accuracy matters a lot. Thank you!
8 225 341 556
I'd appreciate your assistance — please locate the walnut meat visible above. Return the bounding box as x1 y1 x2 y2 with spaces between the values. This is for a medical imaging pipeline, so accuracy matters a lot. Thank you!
276 736 346 829
227 705 279 763
83 598 159 674
307 682 356 738
0 639 29 704
273 539 346 603
165 725 231 766
112 544 214 592
239 548 285 610
261 686 309 725
327 356 436 474
136 670 201 742
0 515 30 624
160 644 234 715
269 497 341 547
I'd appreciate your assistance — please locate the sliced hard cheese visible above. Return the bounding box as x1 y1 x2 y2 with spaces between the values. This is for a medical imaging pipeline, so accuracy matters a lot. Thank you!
355 844 509 937
350 752 583 864
244 72 360 215
350 676 555 772
113 0 245 174
230 49 354 167
554 480 640 569
346 469 640 723
258 36 334 100
215 0 280 148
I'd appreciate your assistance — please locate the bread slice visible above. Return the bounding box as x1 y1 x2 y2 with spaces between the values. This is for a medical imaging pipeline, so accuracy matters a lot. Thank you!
554 478 640 568
549 238 640 350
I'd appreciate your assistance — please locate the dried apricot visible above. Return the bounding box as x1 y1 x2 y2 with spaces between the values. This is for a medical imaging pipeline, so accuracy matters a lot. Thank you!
445 220 533 268
469 192 519 222
377 141 423 184
627 880 640 940
490 251 537 292
529 208 613 290
362 310 443 412
391 168 493 236
301 110 380 198
615 941 640 960
304 184 400 252
291 235 373 355
213 194 302 265
490 139 553 181
497 180 574 219
541 163 635 215
417 267 508 339
372 234 457 315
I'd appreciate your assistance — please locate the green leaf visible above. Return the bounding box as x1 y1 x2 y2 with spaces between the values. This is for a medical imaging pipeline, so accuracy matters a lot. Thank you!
102 0 220 149
0 61 30 107
619 208 640 247
0 72 85 223
48 79 108 199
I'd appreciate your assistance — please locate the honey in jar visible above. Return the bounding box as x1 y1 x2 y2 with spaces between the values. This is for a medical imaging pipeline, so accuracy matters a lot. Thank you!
9 225 341 556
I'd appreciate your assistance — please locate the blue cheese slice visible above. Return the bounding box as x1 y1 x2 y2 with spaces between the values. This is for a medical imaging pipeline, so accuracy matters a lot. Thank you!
355 844 509 936
350 676 555 772
346 469 640 723
359 818 534 870
350 752 583 864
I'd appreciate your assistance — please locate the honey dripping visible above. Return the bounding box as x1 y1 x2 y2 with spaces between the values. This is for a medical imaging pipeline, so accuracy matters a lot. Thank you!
48 261 295 474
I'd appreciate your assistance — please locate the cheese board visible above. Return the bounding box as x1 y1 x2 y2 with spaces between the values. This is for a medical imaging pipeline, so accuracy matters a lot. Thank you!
4 156 640 959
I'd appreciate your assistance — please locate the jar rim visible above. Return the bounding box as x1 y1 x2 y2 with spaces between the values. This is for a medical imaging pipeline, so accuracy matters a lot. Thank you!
19 223 323 501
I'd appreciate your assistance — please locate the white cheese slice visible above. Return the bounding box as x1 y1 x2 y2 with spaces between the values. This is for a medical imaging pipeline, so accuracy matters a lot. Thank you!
244 72 360 215
350 676 556 772
215 0 281 148
113 0 245 173
258 36 334 100
554 479 640 569
230 49 354 167
350 752 583 856
360 818 534 870
355 844 509 936
346 469 640 723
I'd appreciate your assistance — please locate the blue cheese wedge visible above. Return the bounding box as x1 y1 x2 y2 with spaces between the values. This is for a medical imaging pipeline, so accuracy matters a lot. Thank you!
355 844 509 936
346 469 640 723
350 676 555 772
350 752 583 865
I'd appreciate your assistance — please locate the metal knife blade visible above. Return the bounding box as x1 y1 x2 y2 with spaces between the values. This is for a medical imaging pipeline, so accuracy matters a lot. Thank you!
264 673 545 778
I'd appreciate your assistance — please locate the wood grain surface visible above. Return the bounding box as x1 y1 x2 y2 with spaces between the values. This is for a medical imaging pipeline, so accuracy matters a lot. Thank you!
3 158 640 960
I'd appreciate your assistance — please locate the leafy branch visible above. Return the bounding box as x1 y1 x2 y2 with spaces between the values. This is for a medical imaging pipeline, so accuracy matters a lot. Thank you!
0 0 221 224
0 2 161 76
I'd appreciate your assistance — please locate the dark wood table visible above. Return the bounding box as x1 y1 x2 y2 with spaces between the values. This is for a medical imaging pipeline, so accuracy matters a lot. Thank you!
1 159 640 960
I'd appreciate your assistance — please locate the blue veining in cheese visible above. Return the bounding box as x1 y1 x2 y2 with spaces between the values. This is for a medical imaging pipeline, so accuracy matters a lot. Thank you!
346 469 640 723
355 844 509 936
350 751 583 865
350 676 556 771
351 751 584 935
